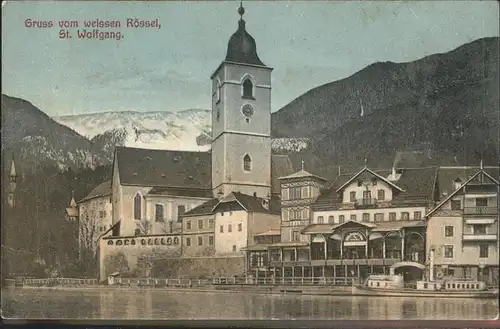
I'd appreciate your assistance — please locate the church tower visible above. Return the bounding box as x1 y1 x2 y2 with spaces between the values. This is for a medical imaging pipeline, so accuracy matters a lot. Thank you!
7 155 17 208
211 3 273 199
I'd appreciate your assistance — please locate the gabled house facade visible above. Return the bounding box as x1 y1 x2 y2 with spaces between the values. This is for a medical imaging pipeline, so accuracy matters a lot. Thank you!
243 165 441 282
425 166 499 286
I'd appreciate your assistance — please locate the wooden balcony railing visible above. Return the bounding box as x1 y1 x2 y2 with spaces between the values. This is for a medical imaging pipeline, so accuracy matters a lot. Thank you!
355 198 378 208
463 207 498 215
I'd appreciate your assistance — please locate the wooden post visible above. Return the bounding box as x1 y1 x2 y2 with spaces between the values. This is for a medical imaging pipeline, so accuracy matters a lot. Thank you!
324 239 327 261
400 230 405 261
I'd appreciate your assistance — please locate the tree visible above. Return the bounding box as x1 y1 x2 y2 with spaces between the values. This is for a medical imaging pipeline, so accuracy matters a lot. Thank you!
79 211 99 256
103 252 130 277
136 219 152 235
158 219 176 234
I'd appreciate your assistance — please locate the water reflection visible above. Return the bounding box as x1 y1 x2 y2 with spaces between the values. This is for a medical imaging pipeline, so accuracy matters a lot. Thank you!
2 288 498 320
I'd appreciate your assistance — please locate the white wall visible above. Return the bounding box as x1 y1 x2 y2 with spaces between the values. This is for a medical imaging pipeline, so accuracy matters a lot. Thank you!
214 210 248 256
342 179 393 203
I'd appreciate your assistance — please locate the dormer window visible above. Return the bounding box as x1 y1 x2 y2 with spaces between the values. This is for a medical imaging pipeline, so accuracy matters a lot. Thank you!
242 78 254 99
243 154 252 172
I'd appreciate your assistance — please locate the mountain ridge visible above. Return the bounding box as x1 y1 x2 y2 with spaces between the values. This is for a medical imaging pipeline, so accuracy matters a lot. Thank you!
2 36 498 174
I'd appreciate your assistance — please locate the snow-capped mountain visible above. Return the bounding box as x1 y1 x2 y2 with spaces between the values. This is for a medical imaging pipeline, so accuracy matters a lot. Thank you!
54 110 213 152
54 110 313 154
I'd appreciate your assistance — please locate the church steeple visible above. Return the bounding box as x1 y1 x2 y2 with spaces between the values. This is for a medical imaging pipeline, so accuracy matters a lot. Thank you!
8 154 18 208
210 2 273 199
224 2 266 66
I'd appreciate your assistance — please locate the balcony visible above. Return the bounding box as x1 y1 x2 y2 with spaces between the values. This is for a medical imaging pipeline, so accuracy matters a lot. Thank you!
463 207 498 216
269 260 311 267
354 198 378 209
462 234 497 242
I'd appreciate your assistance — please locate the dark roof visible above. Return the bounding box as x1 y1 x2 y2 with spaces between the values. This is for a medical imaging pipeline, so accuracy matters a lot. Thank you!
79 180 112 203
219 192 281 214
116 148 292 195
148 187 213 199
271 155 294 194
185 192 281 217
115 147 211 189
312 167 439 211
225 19 266 66
390 167 439 203
183 198 220 217
436 166 499 201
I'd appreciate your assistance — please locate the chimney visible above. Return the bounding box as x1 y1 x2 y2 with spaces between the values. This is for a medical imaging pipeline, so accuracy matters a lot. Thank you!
261 198 269 211
391 166 396 180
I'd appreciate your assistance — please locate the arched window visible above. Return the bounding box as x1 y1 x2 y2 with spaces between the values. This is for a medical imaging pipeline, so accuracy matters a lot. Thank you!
134 194 141 220
242 78 253 99
243 154 251 172
215 79 221 104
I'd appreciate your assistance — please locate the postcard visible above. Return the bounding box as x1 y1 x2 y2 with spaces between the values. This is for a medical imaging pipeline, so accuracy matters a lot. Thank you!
1 0 499 325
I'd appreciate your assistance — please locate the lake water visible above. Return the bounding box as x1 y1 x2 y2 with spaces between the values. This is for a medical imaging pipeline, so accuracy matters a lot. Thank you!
1 288 498 320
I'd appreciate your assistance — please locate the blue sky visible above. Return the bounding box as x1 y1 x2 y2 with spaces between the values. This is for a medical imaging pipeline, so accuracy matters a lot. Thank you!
2 1 499 116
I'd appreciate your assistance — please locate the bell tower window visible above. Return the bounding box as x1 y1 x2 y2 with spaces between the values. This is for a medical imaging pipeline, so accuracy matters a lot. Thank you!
243 154 252 172
242 78 254 99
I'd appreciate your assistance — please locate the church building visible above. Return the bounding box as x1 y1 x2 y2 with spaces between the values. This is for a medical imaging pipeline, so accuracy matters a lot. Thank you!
97 3 298 280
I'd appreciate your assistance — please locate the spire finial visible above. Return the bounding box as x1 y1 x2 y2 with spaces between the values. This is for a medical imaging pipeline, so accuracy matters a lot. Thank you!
480 158 483 170
364 158 368 168
301 159 305 171
238 1 245 19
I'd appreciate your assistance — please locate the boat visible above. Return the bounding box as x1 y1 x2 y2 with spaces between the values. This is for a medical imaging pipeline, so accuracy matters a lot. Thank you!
351 274 499 299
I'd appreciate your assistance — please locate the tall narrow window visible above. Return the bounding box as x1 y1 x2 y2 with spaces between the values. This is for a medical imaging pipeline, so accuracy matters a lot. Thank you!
177 205 185 222
155 204 164 222
479 245 489 258
242 78 253 99
243 154 251 172
215 79 221 104
134 194 141 220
